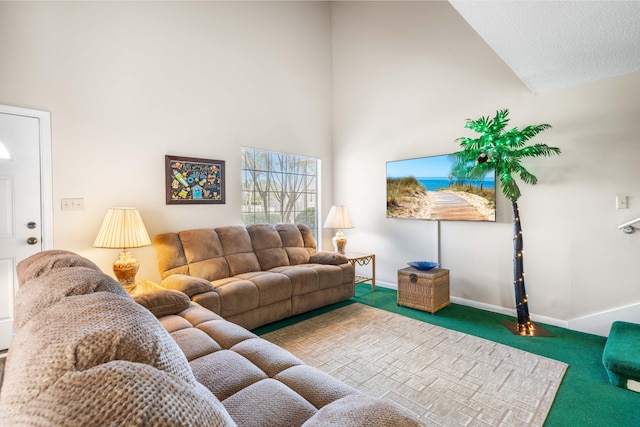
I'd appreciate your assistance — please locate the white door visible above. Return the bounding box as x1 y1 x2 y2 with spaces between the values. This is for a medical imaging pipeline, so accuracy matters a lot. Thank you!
0 106 52 351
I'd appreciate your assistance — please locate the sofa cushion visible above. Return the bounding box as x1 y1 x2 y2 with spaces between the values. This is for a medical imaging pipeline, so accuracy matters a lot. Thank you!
231 337 303 377
1 361 236 427
189 257 232 282
284 246 312 265
247 224 290 270
155 232 191 278
271 265 320 295
14 266 127 329
216 226 253 253
191 349 269 401
15 249 101 286
212 278 260 317
179 228 225 261
171 327 223 362
274 365 359 409
302 393 422 426
1 292 195 415
235 271 292 306
298 224 317 252
277 223 312 265
217 226 261 275
255 246 290 271
276 223 305 247
223 378 318 427
192 290 222 314
194 317 258 349
133 289 191 317
225 252 262 276
179 228 231 281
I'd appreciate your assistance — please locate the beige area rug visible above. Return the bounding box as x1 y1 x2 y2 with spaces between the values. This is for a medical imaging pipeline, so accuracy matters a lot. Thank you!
262 304 567 427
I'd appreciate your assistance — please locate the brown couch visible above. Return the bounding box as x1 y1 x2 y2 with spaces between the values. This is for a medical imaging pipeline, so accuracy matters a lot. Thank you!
155 224 355 330
0 250 422 426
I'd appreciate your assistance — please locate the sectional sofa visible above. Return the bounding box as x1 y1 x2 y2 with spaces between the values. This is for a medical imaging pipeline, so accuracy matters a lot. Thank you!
0 250 422 426
155 223 355 330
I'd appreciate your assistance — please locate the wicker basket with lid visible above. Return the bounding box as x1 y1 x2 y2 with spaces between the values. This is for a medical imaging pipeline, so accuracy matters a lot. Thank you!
397 266 450 314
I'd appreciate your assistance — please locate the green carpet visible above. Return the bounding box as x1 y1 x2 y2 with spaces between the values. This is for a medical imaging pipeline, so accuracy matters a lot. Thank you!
254 284 640 426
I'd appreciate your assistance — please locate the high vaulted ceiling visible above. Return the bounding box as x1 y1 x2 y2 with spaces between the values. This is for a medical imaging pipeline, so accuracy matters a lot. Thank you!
449 1 640 93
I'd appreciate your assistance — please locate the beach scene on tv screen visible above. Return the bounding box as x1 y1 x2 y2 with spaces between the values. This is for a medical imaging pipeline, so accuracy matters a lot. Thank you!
386 154 496 221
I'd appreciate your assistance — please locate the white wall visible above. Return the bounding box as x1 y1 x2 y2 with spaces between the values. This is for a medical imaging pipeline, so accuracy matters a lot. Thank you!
0 1 334 282
331 1 640 323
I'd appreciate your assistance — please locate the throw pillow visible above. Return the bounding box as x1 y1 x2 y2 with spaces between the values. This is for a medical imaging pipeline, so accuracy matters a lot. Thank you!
309 251 348 265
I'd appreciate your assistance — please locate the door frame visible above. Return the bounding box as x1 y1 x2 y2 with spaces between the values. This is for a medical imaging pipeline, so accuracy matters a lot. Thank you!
0 104 53 251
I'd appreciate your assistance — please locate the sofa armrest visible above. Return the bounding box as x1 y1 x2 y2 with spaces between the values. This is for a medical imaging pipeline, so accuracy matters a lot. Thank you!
309 251 348 265
160 274 214 297
133 289 191 317
302 394 422 426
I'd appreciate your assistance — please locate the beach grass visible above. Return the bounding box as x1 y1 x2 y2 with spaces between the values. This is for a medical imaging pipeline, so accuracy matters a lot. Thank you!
386 176 426 213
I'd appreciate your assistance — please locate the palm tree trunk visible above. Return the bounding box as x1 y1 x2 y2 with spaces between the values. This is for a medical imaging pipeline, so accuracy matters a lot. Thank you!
512 201 532 331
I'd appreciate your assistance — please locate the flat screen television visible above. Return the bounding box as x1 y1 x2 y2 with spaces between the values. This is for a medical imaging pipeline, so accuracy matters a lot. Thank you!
386 153 496 221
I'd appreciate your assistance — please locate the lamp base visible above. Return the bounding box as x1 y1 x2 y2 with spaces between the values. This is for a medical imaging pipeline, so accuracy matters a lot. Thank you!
501 321 553 337
332 230 347 254
113 250 139 292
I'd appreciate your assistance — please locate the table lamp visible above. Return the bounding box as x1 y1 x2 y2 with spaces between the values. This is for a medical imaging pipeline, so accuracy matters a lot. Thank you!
323 205 354 253
93 207 151 291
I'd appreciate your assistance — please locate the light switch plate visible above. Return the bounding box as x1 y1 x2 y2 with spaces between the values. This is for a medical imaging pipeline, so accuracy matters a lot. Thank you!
61 198 84 211
616 195 628 209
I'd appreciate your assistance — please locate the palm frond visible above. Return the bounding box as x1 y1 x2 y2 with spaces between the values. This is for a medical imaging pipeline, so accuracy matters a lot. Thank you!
515 165 538 186
490 109 510 134
497 168 521 202
449 152 468 165
519 124 552 143
517 144 561 158
455 136 484 151
464 115 491 133
472 161 493 175
451 149 486 166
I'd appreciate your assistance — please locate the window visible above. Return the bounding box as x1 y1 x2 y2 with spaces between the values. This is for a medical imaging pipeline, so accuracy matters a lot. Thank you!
242 147 319 240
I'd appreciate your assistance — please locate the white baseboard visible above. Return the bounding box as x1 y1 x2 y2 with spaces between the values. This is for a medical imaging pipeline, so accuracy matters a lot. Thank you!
448 296 569 329
376 280 397 291
373 280 587 334
568 303 640 337
374 281 640 336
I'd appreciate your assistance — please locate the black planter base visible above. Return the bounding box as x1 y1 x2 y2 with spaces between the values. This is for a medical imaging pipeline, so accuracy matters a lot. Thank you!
502 321 554 337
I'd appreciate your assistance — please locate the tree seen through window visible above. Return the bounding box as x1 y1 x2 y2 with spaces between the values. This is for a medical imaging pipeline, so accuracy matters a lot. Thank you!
242 148 319 240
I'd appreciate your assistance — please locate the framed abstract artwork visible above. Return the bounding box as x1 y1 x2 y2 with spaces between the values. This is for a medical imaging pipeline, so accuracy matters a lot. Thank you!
165 155 225 204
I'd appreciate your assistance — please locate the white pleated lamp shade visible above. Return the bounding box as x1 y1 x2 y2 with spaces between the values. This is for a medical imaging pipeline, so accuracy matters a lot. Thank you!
323 206 354 229
93 207 151 249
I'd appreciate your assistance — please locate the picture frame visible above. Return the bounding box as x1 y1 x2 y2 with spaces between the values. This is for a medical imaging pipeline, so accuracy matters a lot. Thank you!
165 155 225 205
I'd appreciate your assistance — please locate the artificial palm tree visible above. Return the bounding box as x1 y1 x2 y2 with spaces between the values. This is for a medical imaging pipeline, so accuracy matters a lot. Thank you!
452 109 561 335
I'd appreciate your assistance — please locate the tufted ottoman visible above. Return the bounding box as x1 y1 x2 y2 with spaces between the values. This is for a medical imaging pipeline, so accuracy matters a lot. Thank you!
602 321 640 393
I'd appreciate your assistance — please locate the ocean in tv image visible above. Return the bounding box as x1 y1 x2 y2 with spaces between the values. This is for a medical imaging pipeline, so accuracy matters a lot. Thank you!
386 154 496 222
417 177 495 191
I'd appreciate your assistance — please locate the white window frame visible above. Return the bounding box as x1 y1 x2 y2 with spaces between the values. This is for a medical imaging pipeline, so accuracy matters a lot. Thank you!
242 147 320 242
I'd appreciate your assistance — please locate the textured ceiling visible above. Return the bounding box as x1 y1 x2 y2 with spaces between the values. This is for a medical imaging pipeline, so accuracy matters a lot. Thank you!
449 1 640 93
